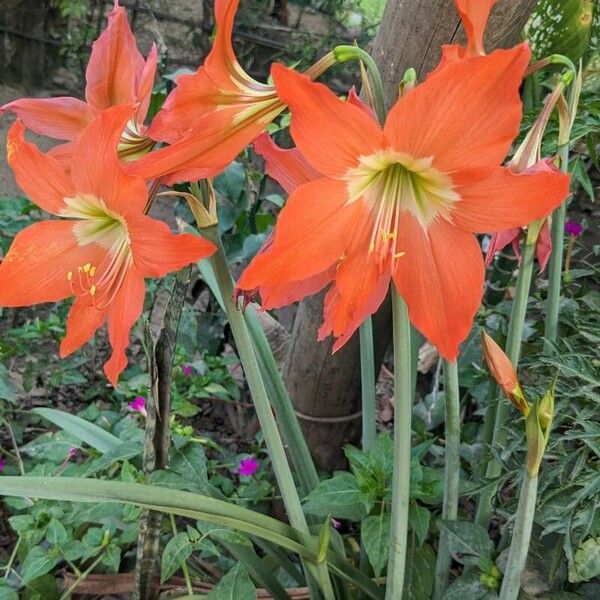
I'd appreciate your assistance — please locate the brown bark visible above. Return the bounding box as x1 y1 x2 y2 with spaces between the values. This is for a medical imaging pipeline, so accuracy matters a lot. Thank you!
283 0 538 473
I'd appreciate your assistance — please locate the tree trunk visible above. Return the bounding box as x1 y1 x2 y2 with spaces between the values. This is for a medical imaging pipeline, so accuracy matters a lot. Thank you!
283 0 538 473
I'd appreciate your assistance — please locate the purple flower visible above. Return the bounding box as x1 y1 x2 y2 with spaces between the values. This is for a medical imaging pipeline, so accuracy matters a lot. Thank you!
0 457 5 472
565 220 583 237
237 456 259 477
331 518 342 530
182 364 193 376
128 396 147 417
67 447 78 460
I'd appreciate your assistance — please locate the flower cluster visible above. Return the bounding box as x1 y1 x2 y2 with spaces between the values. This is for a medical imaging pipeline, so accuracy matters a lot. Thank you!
0 0 569 384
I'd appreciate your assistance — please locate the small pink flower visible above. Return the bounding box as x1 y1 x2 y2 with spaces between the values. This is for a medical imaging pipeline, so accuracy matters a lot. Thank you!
565 220 583 237
182 364 193 376
67 447 78 460
128 396 147 417
0 457 6 472
331 518 342 530
237 456 258 477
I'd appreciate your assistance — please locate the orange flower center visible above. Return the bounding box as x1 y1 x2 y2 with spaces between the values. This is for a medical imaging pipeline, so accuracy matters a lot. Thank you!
61 194 132 309
346 150 459 266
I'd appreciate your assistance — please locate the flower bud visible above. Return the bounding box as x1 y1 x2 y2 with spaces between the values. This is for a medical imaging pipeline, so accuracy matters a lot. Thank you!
525 379 556 476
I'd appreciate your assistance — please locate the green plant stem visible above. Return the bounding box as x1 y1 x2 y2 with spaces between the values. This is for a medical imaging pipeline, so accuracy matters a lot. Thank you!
476 239 536 527
386 290 412 600
170 514 193 595
433 359 461 600
360 317 377 452
2 536 20 579
59 549 106 600
498 474 538 600
201 225 333 599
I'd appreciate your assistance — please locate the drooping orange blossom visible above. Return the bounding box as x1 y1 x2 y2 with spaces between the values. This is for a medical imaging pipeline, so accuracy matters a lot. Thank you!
126 0 334 184
1 1 157 167
236 51 571 360
0 106 214 384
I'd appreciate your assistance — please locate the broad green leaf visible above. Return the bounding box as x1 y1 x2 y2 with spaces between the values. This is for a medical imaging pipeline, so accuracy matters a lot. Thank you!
443 568 491 600
362 513 391 577
102 544 121 572
32 408 120 453
437 520 493 563
0 587 18 600
20 546 58 585
344 445 380 492
45 518 68 546
409 503 431 547
0 364 16 403
207 563 257 600
196 521 252 547
369 432 394 480
79 441 143 477
171 444 210 492
413 392 445 431
161 532 194 582
404 541 436 600
303 473 369 520
569 537 600 582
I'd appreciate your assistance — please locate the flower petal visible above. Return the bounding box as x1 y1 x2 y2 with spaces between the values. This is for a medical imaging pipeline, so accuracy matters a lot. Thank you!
85 3 146 112
71 106 148 214
393 214 484 360
455 0 499 57
104 267 145 385
0 221 103 306
484 228 520 267
272 64 385 178
60 299 108 357
6 121 74 215
47 142 75 173
127 214 215 277
253 133 320 193
1 97 93 141
451 163 570 233
237 178 358 289
536 220 552 272
384 45 530 172
135 43 158 124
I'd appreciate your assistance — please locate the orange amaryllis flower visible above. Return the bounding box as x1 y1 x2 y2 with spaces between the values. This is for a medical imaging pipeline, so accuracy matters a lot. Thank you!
481 331 529 415
1 1 157 166
127 0 333 184
237 50 570 360
0 106 214 385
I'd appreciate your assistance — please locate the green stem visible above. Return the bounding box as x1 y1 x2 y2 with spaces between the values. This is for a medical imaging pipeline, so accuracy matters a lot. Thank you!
170 514 194 595
386 290 412 600
59 549 106 600
433 359 461 599
201 225 333 599
360 317 377 452
476 239 536 527
498 474 538 600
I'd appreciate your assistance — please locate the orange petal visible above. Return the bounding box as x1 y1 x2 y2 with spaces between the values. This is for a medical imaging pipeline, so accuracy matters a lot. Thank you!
536 220 552 272
60 299 108 357
47 142 75 173
272 64 385 178
85 2 146 112
392 214 484 361
1 97 93 141
136 43 158 125
454 0 499 57
71 106 147 214
127 214 215 277
104 267 145 385
384 45 531 173
484 228 520 267
237 178 359 289
6 120 74 215
0 220 103 306
253 133 320 193
451 163 570 233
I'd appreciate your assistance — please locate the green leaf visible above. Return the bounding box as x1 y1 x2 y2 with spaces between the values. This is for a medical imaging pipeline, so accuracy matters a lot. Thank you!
207 563 257 600
404 541 436 600
0 364 16 403
437 520 493 564
0 581 19 600
102 544 121 572
303 473 369 520
171 444 210 492
79 441 143 477
362 513 391 577
369 432 394 480
317 517 331 563
196 521 252 547
45 518 68 547
161 532 194 582
20 546 58 585
569 538 600 582
32 408 120 453
344 445 380 491
409 503 431 547
442 568 491 600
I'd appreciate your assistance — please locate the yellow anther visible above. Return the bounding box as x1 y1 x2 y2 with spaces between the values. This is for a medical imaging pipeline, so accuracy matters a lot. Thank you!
67 271 73 281
381 230 396 241
83 263 92 274
393 252 406 259
89 266 96 277
89 285 97 296
369 241 375 253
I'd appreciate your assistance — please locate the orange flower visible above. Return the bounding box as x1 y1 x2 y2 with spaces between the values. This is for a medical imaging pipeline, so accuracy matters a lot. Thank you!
237 49 570 360
0 107 214 384
1 1 157 166
481 332 529 415
127 0 333 184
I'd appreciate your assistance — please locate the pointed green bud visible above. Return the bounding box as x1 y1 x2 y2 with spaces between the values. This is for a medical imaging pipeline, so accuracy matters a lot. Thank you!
525 376 556 476
317 516 331 563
